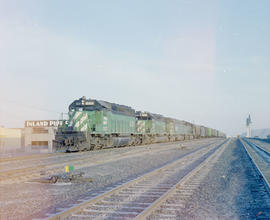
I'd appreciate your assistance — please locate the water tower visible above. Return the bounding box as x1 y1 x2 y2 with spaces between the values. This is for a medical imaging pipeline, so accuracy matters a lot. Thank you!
246 114 252 138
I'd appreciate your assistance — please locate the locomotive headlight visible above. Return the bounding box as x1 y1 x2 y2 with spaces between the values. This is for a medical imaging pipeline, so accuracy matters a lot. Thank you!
86 101 95 105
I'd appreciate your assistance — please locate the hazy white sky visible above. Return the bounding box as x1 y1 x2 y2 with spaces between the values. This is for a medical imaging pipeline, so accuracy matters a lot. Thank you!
0 0 269 136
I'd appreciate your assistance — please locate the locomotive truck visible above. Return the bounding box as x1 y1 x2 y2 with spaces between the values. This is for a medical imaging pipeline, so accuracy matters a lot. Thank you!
53 97 226 152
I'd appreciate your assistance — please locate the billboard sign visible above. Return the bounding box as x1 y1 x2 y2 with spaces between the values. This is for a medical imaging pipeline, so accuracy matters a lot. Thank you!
25 120 68 128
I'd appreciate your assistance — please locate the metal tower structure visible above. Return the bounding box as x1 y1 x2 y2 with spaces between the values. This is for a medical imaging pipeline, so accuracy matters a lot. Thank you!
246 114 252 138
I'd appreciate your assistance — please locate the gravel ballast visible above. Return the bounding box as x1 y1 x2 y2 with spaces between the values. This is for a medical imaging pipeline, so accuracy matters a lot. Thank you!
175 138 270 219
0 138 220 219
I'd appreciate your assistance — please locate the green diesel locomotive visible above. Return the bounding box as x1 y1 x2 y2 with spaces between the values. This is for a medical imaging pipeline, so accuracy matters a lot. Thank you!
53 97 225 152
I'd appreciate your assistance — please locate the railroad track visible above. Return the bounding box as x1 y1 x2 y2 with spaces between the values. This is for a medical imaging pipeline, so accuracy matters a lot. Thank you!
241 138 270 191
45 139 229 220
0 139 205 168
0 153 57 163
0 139 219 184
243 138 270 156
0 145 174 184
247 139 270 153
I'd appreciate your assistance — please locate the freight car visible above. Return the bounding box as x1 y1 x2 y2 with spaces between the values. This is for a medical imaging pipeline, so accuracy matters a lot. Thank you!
53 97 226 152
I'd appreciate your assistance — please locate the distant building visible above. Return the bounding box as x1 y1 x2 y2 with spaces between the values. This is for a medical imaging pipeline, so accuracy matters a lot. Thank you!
0 127 23 153
24 120 67 153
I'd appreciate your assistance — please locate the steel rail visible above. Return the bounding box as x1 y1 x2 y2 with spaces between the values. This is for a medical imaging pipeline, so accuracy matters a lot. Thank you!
0 152 62 163
240 138 270 193
135 138 230 219
0 139 219 184
0 138 217 164
243 138 270 157
46 139 228 220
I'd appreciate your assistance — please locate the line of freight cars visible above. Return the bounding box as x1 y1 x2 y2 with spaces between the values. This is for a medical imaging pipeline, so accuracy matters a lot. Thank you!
53 97 226 152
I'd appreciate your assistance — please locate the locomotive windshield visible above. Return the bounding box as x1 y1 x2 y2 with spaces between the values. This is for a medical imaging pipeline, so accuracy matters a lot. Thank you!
69 97 136 117
69 99 101 112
